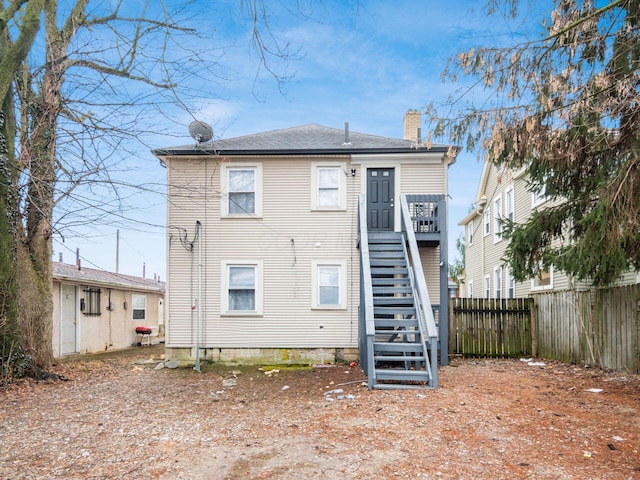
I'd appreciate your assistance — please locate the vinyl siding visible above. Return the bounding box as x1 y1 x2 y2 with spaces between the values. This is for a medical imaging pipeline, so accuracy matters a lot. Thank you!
165 154 447 349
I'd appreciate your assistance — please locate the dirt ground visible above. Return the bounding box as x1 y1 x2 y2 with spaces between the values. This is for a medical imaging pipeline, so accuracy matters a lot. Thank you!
1 345 639 480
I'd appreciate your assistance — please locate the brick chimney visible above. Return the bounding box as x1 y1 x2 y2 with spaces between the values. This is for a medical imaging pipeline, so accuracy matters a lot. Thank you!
403 109 421 142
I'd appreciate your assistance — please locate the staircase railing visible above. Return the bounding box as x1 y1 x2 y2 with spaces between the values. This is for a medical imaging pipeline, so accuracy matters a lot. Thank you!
357 194 376 388
401 234 433 378
400 195 439 388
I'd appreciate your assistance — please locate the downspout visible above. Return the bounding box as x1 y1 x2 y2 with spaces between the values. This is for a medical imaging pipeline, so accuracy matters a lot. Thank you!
194 220 202 372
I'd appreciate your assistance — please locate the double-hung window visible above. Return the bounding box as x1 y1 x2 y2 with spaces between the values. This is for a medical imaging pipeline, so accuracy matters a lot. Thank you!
506 267 515 298
484 275 490 299
494 267 503 299
494 195 503 242
467 219 474 245
483 209 490 236
221 261 263 315
468 280 474 299
311 163 346 210
312 261 346 309
222 164 262 217
505 188 514 222
531 266 553 291
132 294 147 320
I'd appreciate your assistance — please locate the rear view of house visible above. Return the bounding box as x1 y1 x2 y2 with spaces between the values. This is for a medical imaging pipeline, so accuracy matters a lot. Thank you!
154 111 456 387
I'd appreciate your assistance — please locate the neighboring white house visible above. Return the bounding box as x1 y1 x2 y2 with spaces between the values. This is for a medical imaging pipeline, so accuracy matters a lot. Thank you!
153 111 457 366
458 161 639 298
52 262 165 357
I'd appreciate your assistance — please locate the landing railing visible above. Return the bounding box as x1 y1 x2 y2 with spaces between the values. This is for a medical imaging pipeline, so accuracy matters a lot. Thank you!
405 194 444 234
400 195 439 387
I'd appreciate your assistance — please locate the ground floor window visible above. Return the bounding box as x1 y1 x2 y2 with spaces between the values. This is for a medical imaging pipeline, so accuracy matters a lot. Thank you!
221 261 263 315
132 294 147 320
81 287 101 315
312 260 347 309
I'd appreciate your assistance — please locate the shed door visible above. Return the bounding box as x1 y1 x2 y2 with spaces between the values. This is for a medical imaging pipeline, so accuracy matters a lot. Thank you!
367 168 395 231
60 284 77 355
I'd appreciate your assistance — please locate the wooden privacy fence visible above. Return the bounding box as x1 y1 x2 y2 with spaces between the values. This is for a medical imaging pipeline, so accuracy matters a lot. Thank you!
532 284 640 372
449 298 533 357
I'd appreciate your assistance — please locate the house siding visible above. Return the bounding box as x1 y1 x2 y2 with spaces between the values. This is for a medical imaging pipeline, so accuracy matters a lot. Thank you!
166 155 359 350
164 153 447 355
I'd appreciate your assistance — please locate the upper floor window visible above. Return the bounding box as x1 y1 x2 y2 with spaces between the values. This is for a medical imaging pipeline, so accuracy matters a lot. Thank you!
483 209 490 236
221 164 263 217
311 162 346 210
494 195 503 242
505 188 514 222
531 182 548 208
467 219 474 245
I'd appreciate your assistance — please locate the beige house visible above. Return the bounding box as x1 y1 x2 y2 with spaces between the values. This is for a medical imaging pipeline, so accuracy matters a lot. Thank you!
458 161 639 298
52 262 165 357
154 112 456 387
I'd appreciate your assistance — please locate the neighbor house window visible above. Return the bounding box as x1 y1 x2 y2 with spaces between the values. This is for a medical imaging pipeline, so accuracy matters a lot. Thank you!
468 280 474 299
484 275 490 299
312 261 347 309
221 261 263 315
483 209 490 236
82 287 101 316
467 219 474 245
506 267 515 298
505 187 514 222
494 267 502 299
221 164 263 216
531 182 548 207
531 266 554 291
311 162 346 210
132 294 147 321
494 195 503 242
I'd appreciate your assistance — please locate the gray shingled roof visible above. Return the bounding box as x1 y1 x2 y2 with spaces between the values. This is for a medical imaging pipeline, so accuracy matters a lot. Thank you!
153 123 450 156
53 262 165 293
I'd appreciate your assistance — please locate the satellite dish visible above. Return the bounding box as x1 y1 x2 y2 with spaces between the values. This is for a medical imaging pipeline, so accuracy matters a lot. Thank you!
189 120 213 144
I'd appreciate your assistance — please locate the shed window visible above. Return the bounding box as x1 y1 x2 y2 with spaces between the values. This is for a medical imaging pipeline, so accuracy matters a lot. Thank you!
82 287 101 316
132 294 147 320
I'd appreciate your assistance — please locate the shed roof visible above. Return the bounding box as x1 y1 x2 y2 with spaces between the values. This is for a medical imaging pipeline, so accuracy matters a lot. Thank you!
152 123 454 157
53 262 165 294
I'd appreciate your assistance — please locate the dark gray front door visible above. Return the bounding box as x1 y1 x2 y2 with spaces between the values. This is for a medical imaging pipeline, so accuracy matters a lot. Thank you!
367 168 395 231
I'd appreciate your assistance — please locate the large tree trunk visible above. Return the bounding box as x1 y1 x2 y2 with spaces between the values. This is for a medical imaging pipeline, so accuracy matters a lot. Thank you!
15 30 67 368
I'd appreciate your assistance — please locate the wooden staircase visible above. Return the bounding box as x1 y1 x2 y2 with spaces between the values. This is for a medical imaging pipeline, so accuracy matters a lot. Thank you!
368 232 432 388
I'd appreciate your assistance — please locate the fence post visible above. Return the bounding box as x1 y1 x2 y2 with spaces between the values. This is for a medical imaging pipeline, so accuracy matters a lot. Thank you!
529 297 537 358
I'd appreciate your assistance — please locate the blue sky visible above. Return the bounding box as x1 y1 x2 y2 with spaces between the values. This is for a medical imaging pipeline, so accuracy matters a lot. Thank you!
55 0 548 279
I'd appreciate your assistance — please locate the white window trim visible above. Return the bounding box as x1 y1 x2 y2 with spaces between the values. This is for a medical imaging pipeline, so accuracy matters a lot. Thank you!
221 163 263 217
311 260 347 309
483 209 490 237
484 274 490 299
467 219 474 246
530 266 554 292
493 194 503 243
505 187 514 223
468 280 474 299
220 260 264 316
310 162 347 211
505 266 515 299
132 294 147 321
494 266 503 299
531 183 548 208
